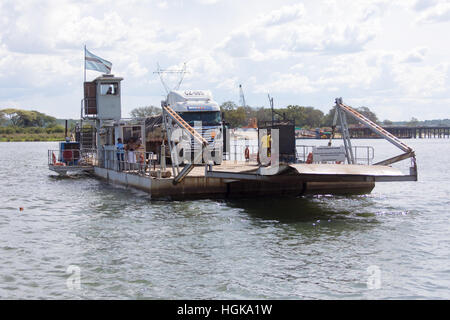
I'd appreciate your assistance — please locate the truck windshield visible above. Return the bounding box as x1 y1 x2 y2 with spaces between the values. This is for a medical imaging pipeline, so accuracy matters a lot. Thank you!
179 111 222 126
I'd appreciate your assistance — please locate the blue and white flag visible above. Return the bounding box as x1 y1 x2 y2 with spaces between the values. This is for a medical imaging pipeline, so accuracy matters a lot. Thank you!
85 48 112 74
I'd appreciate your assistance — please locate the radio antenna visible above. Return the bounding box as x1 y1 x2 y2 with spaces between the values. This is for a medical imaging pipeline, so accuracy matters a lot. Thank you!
153 62 188 94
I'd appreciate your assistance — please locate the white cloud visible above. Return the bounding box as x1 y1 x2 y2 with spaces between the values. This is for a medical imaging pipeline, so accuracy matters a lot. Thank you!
394 63 447 97
319 24 376 54
402 47 428 63
417 1 450 23
196 0 221 4
157 1 169 9
254 73 317 95
218 2 379 62
413 0 439 11
257 3 305 27
0 0 449 120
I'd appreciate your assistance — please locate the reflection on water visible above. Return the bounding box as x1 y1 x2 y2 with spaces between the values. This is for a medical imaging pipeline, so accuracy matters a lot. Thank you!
226 195 372 222
0 140 449 299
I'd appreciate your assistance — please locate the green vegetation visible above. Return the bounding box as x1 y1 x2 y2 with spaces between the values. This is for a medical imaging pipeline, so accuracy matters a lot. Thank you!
322 106 379 127
1 103 447 142
1 108 58 127
0 108 66 142
127 101 448 130
221 102 379 129
130 106 161 118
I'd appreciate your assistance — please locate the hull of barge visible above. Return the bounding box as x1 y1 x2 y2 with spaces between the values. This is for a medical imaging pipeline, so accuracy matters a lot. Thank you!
93 166 376 200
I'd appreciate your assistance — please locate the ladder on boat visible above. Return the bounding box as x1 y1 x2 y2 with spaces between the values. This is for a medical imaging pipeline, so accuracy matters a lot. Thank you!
78 121 96 150
162 104 209 184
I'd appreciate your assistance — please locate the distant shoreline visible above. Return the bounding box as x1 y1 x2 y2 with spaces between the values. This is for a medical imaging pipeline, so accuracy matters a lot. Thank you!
0 133 64 142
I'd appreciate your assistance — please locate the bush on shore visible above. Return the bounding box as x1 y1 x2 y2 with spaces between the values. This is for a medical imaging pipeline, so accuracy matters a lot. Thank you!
0 132 65 142
0 125 65 134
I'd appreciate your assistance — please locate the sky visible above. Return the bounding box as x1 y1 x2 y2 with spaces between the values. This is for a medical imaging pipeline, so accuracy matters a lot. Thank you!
0 0 449 121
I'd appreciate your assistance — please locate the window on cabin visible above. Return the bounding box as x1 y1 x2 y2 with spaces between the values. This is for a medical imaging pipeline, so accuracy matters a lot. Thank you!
100 83 118 95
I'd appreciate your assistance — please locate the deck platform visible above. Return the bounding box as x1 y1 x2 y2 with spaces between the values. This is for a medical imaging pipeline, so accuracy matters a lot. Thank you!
204 162 411 182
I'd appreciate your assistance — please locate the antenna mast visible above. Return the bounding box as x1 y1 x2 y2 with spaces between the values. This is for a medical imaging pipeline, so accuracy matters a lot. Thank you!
154 62 188 94
268 93 274 125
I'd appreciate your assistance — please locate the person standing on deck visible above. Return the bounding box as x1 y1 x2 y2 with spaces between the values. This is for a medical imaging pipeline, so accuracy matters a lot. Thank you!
116 138 125 171
126 137 137 170
257 133 271 165
244 146 250 162
135 138 146 173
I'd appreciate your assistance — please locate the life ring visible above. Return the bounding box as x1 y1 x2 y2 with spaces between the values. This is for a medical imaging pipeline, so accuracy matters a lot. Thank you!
306 152 313 164
52 152 66 166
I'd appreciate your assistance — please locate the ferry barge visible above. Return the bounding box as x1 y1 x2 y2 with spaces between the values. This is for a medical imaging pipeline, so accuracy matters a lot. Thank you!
48 73 417 200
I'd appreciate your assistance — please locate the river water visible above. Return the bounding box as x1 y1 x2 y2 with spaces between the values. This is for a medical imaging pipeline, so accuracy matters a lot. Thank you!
0 139 449 299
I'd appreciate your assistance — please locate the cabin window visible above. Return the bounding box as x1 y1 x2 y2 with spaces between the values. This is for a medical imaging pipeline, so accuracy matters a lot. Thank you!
100 83 118 95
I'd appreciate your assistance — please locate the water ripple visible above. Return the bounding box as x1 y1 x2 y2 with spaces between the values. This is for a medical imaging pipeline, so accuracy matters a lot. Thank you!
0 141 449 299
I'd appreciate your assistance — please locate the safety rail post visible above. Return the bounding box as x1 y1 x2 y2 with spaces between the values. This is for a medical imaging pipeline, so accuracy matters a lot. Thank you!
295 145 373 164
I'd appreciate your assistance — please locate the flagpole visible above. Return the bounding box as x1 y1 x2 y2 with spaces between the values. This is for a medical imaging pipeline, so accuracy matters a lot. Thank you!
82 45 86 120
84 45 86 83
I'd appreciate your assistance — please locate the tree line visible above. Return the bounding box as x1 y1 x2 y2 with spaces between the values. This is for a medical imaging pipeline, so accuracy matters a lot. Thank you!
128 104 437 129
1 108 59 127
218 101 381 129
218 103 427 128
0 108 65 134
128 104 370 128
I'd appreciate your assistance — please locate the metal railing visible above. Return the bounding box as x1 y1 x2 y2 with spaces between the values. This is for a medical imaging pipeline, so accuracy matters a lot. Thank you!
99 149 155 175
80 98 97 118
48 148 98 167
224 137 259 162
226 144 259 163
353 146 375 165
296 145 374 165
49 147 156 175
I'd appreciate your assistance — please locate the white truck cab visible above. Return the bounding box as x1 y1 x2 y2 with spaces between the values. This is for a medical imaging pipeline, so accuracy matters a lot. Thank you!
165 90 223 164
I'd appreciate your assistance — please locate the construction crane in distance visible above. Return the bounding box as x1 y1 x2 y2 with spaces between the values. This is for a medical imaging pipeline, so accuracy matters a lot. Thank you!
239 84 258 128
239 84 246 108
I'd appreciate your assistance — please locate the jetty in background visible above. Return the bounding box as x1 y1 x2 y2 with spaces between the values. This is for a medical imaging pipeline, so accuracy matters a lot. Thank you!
297 125 450 139
348 126 450 139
